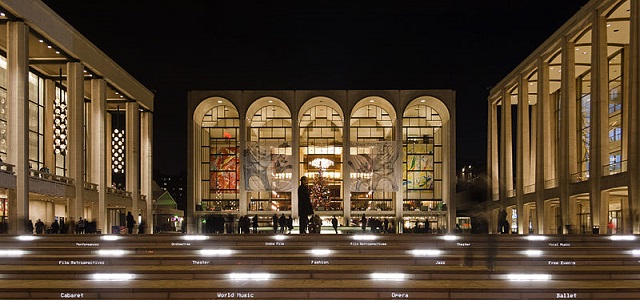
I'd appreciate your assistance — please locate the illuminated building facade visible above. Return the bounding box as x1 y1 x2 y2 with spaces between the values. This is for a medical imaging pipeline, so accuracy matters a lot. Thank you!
0 0 154 234
488 0 640 234
187 90 456 233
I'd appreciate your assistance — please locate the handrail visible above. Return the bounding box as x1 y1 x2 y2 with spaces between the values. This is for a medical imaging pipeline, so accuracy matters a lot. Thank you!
107 186 132 197
603 160 626 175
83 182 98 191
31 169 74 185
0 162 14 174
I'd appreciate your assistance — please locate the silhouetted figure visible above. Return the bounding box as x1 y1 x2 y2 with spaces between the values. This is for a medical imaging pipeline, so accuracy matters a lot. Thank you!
50 219 60 234
126 211 136 234
298 176 313 234
252 214 259 234
278 214 287 233
35 219 44 234
361 214 367 232
26 219 34 234
287 216 293 234
331 216 338 234
272 213 278 233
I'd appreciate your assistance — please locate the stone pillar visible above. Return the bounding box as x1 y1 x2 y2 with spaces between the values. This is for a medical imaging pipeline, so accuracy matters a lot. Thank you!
44 79 55 171
67 62 85 221
291 96 300 220
559 38 577 233
342 97 352 225
90 78 107 234
590 12 609 233
536 58 550 233
499 88 513 208
186 99 198 234
395 108 404 226
627 0 640 234
488 101 499 206
6 21 29 234
141 110 153 234
445 103 456 233
126 101 140 224
516 74 530 234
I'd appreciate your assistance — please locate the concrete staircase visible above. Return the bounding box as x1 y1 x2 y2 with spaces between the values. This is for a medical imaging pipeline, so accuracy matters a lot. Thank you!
0 233 639 299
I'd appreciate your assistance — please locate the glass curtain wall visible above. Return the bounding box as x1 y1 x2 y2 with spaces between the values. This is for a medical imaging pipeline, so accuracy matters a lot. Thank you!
577 71 591 181
200 105 240 212
549 51 562 188
246 103 292 212
402 104 443 211
299 104 343 212
349 102 395 212
608 50 623 174
28 73 44 172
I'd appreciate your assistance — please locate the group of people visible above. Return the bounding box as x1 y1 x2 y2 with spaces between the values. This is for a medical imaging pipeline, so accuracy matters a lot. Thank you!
359 214 394 233
25 217 93 234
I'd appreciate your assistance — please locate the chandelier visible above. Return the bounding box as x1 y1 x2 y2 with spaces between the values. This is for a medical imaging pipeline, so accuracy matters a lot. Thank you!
309 158 334 170
111 106 125 173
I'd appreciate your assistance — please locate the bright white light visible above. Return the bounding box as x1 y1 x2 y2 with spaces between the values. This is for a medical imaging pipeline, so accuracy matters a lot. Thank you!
507 274 551 281
229 273 271 281
352 235 377 241
526 235 547 241
91 273 135 281
0 250 25 256
182 235 208 241
273 235 287 241
410 249 442 256
17 235 37 241
199 249 233 256
370 273 406 281
524 250 543 257
442 235 459 241
97 249 126 256
101 235 121 241
309 249 332 256
610 235 636 241
630 249 640 256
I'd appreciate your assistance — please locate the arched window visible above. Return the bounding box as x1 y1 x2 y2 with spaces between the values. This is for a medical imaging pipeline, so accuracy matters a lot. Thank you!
245 98 292 212
200 104 240 212
299 99 343 212
349 97 396 212
402 102 443 211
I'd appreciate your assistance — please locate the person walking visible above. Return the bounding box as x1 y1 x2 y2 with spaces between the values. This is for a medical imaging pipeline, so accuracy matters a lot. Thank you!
297 176 313 234
126 211 136 234
331 215 339 234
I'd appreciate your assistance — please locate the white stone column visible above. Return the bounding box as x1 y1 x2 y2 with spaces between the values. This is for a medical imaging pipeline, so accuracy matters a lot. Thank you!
6 21 29 234
627 0 640 234
90 78 107 233
499 89 513 206
44 79 55 170
516 74 530 234
342 98 352 225
126 101 140 223
559 38 577 233
536 58 550 233
590 12 609 232
488 101 498 204
67 62 85 221
186 100 199 234
395 110 404 224
291 98 300 220
141 110 153 233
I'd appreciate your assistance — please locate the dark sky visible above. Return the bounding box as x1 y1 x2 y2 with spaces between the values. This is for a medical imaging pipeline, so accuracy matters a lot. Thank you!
41 0 589 176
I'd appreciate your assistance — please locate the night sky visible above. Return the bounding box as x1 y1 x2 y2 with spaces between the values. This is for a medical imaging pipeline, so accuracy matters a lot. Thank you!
41 0 589 176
